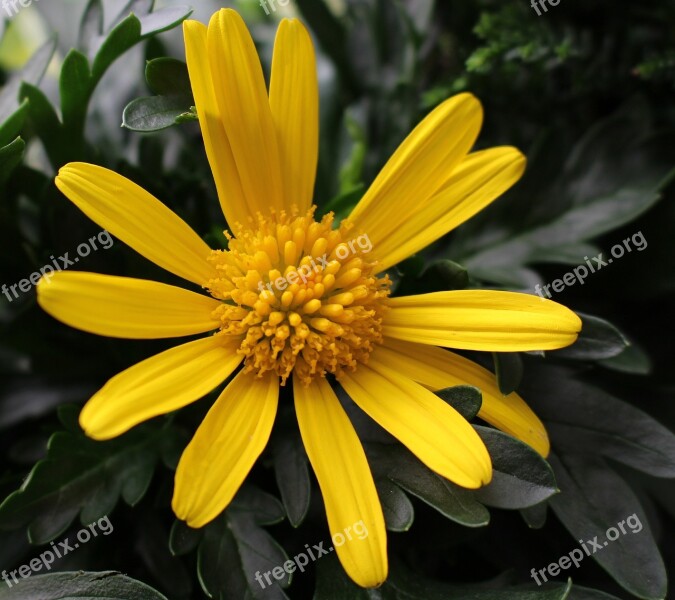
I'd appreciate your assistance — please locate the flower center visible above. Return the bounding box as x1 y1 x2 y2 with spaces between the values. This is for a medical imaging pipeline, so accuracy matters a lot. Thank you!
206 208 391 385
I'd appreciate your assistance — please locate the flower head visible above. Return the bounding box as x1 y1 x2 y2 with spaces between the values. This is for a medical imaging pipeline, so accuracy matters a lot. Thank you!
38 8 581 588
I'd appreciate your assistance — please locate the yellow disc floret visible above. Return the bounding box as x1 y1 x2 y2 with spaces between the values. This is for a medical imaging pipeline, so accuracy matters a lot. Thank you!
206 208 391 385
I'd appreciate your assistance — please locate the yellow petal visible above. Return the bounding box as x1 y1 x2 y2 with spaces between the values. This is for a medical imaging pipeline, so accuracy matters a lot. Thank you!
384 291 582 351
173 370 279 528
55 163 217 286
207 9 286 218
269 19 319 213
340 360 491 489
184 20 250 229
294 375 387 588
377 338 549 456
348 93 482 242
370 147 526 272
80 336 243 440
37 271 221 339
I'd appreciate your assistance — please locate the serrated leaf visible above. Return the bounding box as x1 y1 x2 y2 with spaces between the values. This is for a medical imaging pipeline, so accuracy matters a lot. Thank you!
551 314 628 361
0 571 169 599
0 426 167 543
122 95 195 132
474 427 558 509
434 385 482 420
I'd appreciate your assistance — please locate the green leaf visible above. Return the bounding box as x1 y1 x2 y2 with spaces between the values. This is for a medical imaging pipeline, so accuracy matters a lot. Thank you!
528 367 675 478
145 57 192 96
374 477 414 532
474 427 558 509
398 259 470 295
434 385 482 420
549 453 667 600
0 571 169 599
599 342 652 375
91 14 142 83
0 137 25 186
367 443 489 527
59 48 92 142
20 83 64 168
551 314 628 361
0 98 29 149
273 433 311 527
169 519 204 557
197 488 290 600
567 586 623 600
122 95 194 132
493 352 524 395
137 7 193 39
0 426 167 543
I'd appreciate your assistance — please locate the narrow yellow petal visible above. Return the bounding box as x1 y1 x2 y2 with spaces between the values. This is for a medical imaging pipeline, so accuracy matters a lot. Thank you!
348 93 482 243
80 336 243 440
184 20 250 229
37 272 221 339
377 338 549 456
371 147 526 272
340 360 492 489
55 163 217 286
294 376 387 588
384 291 582 351
269 19 319 213
207 9 285 217
172 370 279 528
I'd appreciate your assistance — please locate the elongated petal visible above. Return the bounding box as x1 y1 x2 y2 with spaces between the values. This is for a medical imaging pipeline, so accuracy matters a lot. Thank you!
377 338 549 456
384 291 582 351
340 360 491 489
294 375 387 588
348 93 482 243
269 19 318 213
37 272 221 339
371 147 526 272
173 370 279 528
80 336 243 440
207 9 286 217
184 20 250 229
55 163 217 286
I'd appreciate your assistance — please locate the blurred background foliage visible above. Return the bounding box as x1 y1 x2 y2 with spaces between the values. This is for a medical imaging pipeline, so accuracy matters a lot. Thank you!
0 0 674 598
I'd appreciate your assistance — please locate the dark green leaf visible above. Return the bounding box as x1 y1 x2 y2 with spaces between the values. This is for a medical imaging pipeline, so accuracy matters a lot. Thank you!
551 314 628 360
145 57 192 96
0 99 28 149
549 454 666 600
59 49 92 142
169 519 204 557
0 571 168 599
434 385 482 420
122 95 194 132
0 426 166 543
273 434 311 527
0 138 25 186
20 83 64 168
91 14 142 83
493 352 524 395
599 342 651 375
367 443 489 527
474 427 558 509
375 477 414 532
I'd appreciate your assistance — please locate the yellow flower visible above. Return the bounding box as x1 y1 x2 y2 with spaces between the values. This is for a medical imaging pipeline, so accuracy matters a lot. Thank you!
37 9 581 589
